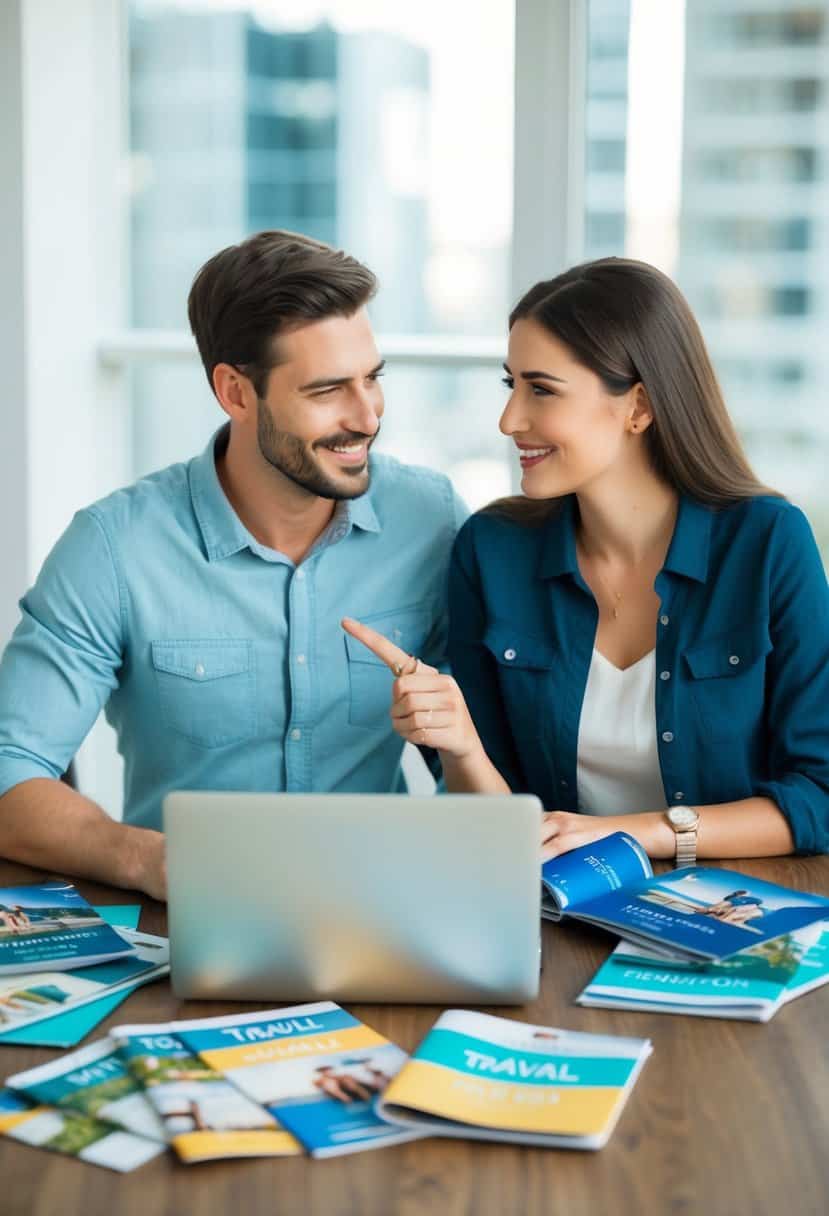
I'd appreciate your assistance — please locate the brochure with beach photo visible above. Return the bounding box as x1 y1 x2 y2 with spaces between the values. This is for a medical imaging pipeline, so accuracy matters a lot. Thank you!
377 1010 652 1149
110 1022 302 1163
0 882 136 975
0 928 169 1040
0 1087 164 1172
541 833 829 962
173 1002 423 1157
6 1036 166 1142
577 923 829 1021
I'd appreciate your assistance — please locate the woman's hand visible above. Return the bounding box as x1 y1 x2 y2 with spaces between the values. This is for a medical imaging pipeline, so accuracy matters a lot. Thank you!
542 811 628 862
341 617 485 761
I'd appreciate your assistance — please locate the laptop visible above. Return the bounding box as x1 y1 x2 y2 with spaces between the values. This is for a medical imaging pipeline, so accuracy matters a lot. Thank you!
164 792 542 1004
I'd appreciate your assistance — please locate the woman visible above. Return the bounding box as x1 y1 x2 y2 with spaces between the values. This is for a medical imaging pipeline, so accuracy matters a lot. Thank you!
343 258 829 863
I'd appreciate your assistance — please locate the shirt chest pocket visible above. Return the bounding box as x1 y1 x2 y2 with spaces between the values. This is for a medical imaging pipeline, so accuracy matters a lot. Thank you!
151 639 256 749
482 622 557 741
345 604 432 729
682 620 772 742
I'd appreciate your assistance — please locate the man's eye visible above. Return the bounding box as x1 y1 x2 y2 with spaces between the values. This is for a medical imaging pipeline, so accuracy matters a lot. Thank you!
367 371 385 383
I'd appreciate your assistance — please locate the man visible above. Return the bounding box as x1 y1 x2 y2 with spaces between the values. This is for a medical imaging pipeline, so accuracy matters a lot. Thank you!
0 231 466 900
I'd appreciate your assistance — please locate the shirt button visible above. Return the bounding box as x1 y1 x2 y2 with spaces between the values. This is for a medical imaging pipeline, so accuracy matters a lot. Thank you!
290 728 302 741
660 670 671 681
662 731 674 743
560 779 568 788
674 791 685 800
729 655 740 666
295 569 306 581
296 654 306 665
660 615 669 626
194 663 205 677
504 648 517 661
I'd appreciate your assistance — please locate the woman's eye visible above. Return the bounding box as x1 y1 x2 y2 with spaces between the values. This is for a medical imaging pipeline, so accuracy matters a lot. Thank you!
501 376 514 389
531 383 555 397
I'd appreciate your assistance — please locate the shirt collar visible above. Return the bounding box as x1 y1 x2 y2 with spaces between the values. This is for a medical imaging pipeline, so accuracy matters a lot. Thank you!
537 492 713 583
189 425 381 563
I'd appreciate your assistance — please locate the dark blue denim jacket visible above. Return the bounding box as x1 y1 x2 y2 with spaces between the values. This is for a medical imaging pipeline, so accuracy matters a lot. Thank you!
448 494 829 853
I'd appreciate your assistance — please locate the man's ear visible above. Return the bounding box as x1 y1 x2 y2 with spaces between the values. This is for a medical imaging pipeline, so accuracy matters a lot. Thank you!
212 363 257 422
627 383 655 435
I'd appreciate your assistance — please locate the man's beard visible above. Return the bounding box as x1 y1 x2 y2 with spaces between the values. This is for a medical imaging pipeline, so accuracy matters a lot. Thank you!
256 399 378 500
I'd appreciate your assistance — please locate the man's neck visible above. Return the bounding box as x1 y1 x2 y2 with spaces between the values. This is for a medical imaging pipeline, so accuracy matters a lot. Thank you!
215 430 338 564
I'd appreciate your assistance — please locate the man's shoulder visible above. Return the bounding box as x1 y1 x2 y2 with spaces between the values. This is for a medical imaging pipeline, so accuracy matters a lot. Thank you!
81 456 195 538
368 453 459 520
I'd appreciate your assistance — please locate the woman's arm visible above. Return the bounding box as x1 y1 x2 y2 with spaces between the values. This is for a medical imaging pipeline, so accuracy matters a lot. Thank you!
540 797 793 861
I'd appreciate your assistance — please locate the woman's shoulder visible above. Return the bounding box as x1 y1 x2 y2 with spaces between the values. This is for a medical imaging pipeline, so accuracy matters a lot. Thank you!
711 494 816 550
455 497 563 561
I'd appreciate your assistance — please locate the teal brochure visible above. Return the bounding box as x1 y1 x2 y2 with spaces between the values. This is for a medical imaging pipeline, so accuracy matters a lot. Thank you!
1 906 141 1047
0 882 135 974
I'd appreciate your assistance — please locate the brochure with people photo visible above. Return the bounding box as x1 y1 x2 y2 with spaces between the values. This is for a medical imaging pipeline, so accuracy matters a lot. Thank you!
0 928 169 1040
172 1002 424 1158
541 833 829 962
577 923 829 1022
0 882 136 975
0 1087 164 1172
376 1010 652 1149
111 1022 301 1163
6 1036 166 1142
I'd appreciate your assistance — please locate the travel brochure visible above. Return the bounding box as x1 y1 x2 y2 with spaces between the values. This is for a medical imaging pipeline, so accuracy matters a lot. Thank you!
6 1037 166 1141
577 923 829 1021
171 1002 421 1157
0 906 146 1048
376 1010 652 1149
0 1087 164 1172
0 882 136 974
541 833 829 962
0 928 169 1040
110 1022 301 1163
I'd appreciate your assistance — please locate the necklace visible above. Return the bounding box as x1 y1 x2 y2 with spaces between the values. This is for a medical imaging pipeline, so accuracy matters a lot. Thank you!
577 542 624 620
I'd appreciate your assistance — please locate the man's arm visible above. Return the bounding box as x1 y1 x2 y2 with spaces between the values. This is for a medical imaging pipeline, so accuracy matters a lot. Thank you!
0 508 164 892
0 778 166 900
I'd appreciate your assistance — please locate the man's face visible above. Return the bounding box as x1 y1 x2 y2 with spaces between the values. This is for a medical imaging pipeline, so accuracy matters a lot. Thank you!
255 309 384 501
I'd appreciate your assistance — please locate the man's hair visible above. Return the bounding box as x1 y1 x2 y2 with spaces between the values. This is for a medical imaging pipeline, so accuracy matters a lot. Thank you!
188 230 377 398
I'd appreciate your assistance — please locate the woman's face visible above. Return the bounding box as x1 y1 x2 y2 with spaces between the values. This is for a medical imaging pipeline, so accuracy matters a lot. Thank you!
500 318 640 499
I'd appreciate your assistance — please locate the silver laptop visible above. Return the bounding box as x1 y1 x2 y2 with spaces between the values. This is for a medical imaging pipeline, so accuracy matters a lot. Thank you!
164 792 541 1004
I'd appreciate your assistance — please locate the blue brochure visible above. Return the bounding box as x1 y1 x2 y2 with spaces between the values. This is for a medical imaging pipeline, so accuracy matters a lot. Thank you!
0 882 135 974
542 833 829 963
1 906 143 1047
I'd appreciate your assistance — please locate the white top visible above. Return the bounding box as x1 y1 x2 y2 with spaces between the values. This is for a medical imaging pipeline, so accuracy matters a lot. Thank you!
576 649 666 816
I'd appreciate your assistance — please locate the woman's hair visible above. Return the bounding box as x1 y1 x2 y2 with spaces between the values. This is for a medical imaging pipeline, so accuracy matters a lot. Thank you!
188 230 377 398
488 257 779 524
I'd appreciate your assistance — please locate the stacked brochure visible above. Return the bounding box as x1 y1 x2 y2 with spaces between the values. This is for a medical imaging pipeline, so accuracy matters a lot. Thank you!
377 1011 652 1149
541 832 829 962
577 923 829 1021
111 1022 301 1163
171 1003 422 1157
0 882 136 974
0 1087 164 1172
0 928 169 1040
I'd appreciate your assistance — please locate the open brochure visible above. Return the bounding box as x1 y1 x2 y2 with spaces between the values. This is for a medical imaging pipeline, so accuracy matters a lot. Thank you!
6 1036 166 1141
172 1002 423 1158
0 928 169 1039
541 833 829 962
577 923 829 1022
377 1010 652 1149
0 882 136 974
110 1022 301 1163
0 1087 164 1172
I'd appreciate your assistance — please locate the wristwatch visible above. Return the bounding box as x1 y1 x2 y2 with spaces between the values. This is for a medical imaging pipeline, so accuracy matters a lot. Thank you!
666 806 700 867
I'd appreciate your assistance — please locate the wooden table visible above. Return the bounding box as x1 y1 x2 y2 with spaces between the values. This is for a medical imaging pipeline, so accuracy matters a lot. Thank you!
2 856 828 1216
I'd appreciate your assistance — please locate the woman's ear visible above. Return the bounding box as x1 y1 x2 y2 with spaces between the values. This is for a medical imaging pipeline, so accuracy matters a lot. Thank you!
627 383 655 435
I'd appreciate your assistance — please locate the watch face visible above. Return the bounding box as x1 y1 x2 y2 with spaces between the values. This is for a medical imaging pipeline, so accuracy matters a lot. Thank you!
668 806 698 829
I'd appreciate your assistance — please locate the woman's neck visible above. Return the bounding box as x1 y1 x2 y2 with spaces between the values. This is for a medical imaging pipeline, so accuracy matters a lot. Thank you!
576 472 679 568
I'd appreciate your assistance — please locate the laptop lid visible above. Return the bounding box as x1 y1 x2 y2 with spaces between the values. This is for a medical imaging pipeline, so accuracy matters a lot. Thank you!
164 792 541 1004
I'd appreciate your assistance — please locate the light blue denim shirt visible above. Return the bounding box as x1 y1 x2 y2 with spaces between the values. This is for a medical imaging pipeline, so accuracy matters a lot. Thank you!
0 427 467 828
